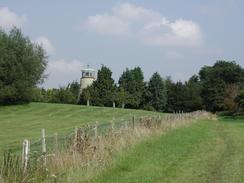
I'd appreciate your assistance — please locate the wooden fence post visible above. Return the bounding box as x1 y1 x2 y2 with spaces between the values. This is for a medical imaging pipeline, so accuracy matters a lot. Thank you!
74 127 78 149
22 139 30 174
132 114 135 130
111 120 114 133
94 122 98 139
42 129 47 167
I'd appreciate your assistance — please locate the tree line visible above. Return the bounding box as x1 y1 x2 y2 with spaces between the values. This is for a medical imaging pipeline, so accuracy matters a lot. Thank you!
33 62 244 115
1 28 244 115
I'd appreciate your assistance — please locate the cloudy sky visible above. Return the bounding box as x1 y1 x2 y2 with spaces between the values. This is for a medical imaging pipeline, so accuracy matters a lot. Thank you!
1 0 244 88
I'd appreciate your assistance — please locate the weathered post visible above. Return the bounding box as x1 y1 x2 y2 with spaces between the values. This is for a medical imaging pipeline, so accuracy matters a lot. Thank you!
111 120 114 133
74 127 78 149
22 139 30 174
132 114 135 130
42 128 47 167
94 122 98 139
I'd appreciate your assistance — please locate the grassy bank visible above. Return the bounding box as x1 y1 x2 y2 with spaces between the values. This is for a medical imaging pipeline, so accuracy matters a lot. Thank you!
76 117 244 183
0 102 162 151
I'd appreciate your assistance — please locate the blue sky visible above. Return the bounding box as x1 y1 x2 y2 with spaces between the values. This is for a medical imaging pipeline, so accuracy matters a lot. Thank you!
1 0 244 88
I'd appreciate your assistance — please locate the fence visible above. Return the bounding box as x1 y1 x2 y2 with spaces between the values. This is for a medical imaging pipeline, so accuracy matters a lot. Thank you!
0 110 214 182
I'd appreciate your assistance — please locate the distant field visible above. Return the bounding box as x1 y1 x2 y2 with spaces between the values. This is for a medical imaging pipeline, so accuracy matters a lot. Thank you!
0 103 163 151
75 117 244 183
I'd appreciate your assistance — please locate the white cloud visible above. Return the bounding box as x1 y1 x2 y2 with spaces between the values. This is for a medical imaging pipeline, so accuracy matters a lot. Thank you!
43 59 83 88
85 14 130 36
0 7 26 29
83 3 203 47
34 36 55 54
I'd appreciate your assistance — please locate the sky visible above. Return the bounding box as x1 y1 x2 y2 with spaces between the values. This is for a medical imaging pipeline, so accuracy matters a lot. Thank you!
1 0 244 88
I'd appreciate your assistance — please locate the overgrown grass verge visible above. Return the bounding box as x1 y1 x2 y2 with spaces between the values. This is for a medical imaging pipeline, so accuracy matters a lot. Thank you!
83 117 244 183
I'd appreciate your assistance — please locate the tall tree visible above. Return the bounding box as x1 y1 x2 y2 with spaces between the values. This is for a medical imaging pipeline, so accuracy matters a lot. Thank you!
146 72 167 112
165 77 187 112
184 75 203 111
116 87 129 108
89 65 115 106
118 67 145 108
235 91 244 114
0 28 47 105
199 61 244 112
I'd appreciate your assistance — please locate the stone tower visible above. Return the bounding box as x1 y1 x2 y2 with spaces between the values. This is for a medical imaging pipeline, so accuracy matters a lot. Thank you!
80 66 95 94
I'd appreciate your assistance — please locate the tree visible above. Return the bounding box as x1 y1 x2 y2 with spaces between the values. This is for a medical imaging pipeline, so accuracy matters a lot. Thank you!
82 86 92 106
235 91 244 114
69 81 80 103
0 28 47 105
199 61 244 112
89 65 115 106
184 75 203 111
118 67 145 108
116 87 129 108
146 72 167 112
166 80 187 112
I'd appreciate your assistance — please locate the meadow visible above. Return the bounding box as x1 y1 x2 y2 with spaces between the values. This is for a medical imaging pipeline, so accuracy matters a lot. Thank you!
0 102 162 151
83 117 244 183
1 103 244 183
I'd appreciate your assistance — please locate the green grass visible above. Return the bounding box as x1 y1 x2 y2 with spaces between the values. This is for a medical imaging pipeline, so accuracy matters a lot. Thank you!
78 117 244 183
0 102 162 151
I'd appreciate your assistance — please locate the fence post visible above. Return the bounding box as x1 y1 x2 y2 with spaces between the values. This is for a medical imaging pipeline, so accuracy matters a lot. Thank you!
74 127 78 149
94 122 98 139
22 139 30 174
111 120 114 133
132 114 135 130
42 129 47 167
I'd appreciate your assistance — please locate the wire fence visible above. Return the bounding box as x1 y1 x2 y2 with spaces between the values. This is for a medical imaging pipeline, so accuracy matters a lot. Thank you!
0 110 214 182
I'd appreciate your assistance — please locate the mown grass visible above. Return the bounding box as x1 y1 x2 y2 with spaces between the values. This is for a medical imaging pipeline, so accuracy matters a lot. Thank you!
0 102 162 151
71 117 244 183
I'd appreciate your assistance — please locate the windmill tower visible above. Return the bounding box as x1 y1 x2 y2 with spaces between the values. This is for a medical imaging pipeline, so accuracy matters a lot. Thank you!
79 65 96 94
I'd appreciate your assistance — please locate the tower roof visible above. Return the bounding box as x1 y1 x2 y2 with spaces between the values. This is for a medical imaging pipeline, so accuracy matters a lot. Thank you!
81 68 95 72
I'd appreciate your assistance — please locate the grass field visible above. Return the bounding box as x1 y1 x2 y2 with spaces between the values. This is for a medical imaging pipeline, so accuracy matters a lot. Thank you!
0 102 162 151
72 117 244 183
2 103 244 182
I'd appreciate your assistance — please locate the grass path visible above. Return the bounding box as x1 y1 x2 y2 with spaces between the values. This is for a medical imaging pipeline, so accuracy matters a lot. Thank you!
86 118 244 183
0 103 162 151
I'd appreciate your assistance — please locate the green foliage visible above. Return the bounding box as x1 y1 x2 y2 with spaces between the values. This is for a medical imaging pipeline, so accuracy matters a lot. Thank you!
32 81 80 104
116 87 129 108
166 79 187 112
118 67 145 108
81 65 116 107
0 28 47 105
235 91 244 114
145 72 167 112
199 61 244 112
184 75 203 111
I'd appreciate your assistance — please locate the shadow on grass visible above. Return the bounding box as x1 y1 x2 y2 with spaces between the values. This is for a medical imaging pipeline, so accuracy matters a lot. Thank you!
217 113 244 124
